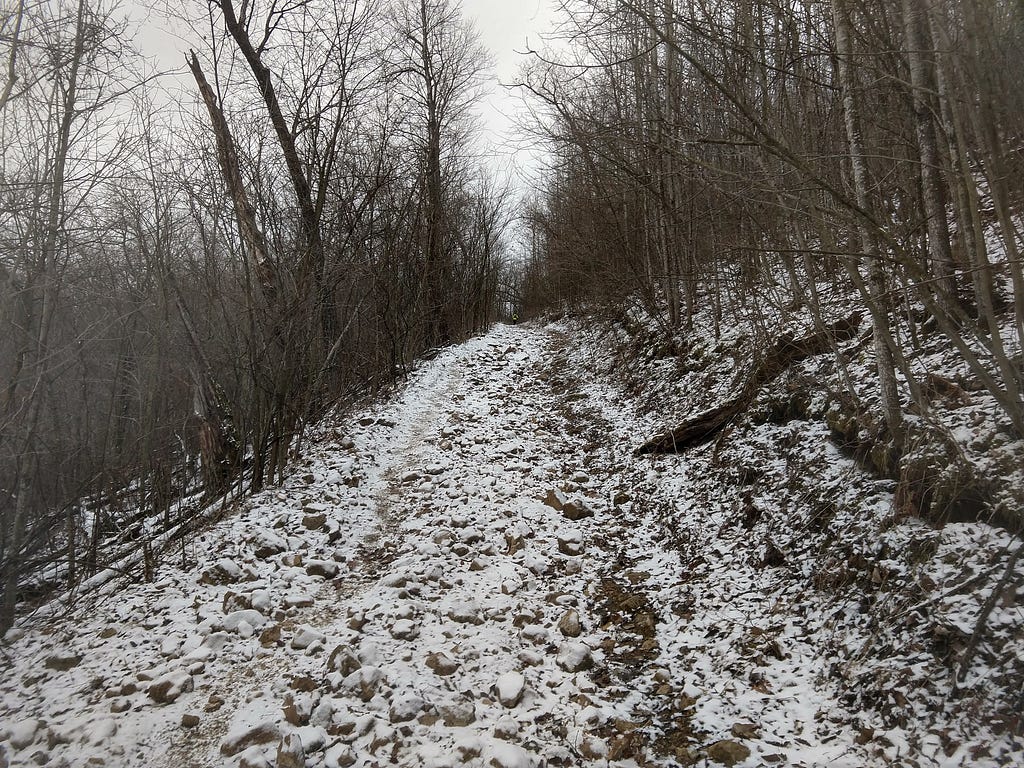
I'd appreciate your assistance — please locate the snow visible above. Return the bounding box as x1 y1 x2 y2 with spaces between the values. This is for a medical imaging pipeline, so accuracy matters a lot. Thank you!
0 320 1021 767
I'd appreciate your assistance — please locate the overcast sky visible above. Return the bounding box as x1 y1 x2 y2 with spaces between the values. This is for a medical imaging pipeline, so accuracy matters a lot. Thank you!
138 0 559 189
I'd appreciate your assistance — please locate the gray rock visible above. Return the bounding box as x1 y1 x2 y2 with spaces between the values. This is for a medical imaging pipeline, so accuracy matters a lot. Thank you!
389 694 425 723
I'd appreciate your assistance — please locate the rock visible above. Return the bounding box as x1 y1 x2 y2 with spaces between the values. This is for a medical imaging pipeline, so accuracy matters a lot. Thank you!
44 653 82 671
283 591 314 608
276 733 305 768
8 719 40 749
148 670 193 704
456 738 483 760
327 646 361 676
561 500 594 521
306 560 340 579
543 489 567 511
495 672 525 708
223 609 268 633
200 558 245 585
613 490 631 505
260 623 283 647
558 609 583 637
556 642 593 673
340 666 384 702
579 736 607 758
730 722 760 739
222 591 251 613
283 693 316 726
556 528 583 555
290 626 327 650
490 742 532 768
358 416 375 426
281 553 303 568
289 675 317 692
389 693 425 723
220 722 280 757
252 530 288 559
238 746 273 768
110 699 130 714
493 716 520 740
440 700 476 727
205 694 225 712
181 713 201 728
389 619 418 640
447 603 483 625
707 739 751 766
302 513 327 530
425 652 459 676
324 743 356 768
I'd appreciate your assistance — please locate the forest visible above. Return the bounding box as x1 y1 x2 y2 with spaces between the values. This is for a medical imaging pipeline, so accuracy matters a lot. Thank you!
1 0 517 632
0 0 1022 748
1 0 1023 765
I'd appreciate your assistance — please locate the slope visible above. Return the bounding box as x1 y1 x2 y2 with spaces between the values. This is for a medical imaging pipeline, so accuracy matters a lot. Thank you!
0 320 1019 768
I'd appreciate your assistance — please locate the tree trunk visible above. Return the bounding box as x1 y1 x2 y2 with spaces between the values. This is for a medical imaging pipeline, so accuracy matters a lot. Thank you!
831 0 903 439
900 0 958 310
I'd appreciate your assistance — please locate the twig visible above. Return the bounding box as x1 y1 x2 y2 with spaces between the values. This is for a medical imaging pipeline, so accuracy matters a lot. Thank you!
956 538 1024 684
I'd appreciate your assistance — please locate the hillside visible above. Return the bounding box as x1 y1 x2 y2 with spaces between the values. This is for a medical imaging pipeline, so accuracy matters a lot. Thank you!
1 319 1021 768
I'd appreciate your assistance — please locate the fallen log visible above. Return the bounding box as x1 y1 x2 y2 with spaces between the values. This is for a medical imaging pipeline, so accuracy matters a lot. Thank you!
636 312 862 454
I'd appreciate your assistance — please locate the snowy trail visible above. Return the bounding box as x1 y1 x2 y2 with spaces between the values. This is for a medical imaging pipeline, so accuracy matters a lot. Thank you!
0 322 879 768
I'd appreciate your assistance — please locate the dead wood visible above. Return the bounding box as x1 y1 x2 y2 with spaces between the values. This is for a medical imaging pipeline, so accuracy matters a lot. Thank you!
636 312 862 454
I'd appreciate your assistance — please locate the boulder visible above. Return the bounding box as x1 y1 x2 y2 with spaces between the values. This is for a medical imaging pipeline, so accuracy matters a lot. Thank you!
440 701 476 727
389 694 426 723
543 489 567 511
425 652 459 676
148 670 194 705
302 513 327 530
220 722 280 757
306 560 340 579
557 609 583 638
556 642 593 673
276 733 305 768
706 740 751 766
290 626 326 651
495 672 525 708
561 499 594 521
556 529 583 556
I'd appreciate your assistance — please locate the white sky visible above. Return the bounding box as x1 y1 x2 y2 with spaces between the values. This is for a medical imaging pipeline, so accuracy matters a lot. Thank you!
462 0 558 186
137 0 559 190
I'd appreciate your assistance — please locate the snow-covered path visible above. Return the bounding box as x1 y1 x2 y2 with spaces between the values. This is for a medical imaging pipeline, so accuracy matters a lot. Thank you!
2 322 898 767
0 324 632 767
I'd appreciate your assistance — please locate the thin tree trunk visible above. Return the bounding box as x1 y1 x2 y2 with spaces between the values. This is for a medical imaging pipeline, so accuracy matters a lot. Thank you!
900 0 958 310
832 0 903 438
